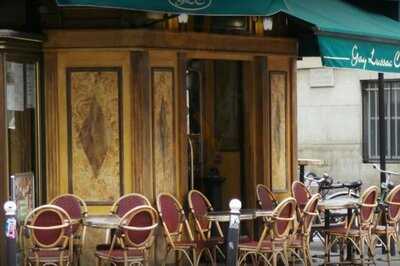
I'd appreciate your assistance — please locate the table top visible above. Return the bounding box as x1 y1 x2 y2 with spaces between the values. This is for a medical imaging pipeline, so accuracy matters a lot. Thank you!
83 214 120 229
206 209 273 222
298 158 324 166
318 197 359 210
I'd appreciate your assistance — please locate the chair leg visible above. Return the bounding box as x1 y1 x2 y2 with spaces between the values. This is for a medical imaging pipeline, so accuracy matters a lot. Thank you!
387 234 392 264
360 236 365 265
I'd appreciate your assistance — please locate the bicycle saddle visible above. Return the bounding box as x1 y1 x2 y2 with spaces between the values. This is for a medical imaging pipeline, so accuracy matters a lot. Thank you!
343 180 362 189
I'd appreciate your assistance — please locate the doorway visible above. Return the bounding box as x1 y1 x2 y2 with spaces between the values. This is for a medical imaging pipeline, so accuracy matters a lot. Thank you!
186 59 245 210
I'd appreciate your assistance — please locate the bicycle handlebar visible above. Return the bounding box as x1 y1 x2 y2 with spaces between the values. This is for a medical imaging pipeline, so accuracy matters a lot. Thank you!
372 164 400 177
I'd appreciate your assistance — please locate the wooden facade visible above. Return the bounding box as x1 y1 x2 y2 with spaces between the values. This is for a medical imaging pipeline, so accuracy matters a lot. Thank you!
0 15 298 264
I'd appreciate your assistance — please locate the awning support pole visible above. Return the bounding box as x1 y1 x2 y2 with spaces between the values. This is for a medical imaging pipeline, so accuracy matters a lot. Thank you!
378 72 386 189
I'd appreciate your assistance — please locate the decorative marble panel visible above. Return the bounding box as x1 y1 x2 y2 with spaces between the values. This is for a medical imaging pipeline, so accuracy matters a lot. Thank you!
67 68 122 205
152 68 175 196
270 72 288 192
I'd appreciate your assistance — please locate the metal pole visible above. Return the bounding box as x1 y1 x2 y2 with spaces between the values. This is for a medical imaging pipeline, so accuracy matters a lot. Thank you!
3 201 17 266
226 199 241 266
378 73 386 188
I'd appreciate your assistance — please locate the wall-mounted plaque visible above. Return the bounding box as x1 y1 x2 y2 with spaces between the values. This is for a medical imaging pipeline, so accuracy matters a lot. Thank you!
67 68 123 205
309 68 335 88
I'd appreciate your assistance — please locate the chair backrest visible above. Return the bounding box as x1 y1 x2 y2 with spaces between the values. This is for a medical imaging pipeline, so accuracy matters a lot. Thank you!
111 193 151 218
188 189 223 239
292 181 311 211
386 184 400 223
24 205 72 248
50 194 87 234
157 193 193 243
271 198 296 240
360 186 379 225
119 205 158 249
256 184 277 211
301 194 321 235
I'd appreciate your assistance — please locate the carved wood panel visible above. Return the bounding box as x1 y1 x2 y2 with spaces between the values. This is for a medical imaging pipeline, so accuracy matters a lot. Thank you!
270 71 288 192
151 68 176 196
67 68 123 205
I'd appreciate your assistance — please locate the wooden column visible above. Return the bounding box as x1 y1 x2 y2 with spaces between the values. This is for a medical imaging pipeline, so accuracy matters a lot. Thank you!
0 53 7 266
44 52 60 200
131 51 152 198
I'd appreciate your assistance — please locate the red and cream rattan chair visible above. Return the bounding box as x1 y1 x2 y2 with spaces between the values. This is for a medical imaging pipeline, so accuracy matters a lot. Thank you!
238 198 297 266
291 181 311 213
95 205 158 266
50 194 88 265
289 194 321 266
188 189 225 260
256 184 278 211
97 193 152 251
325 186 379 264
157 192 215 266
23 204 73 266
371 184 400 263
111 193 151 218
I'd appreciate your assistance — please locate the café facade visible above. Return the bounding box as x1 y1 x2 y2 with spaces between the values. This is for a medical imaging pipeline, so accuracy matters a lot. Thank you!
2 0 400 264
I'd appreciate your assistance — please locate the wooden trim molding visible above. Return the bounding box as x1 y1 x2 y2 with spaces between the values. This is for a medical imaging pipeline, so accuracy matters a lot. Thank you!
43 29 298 56
44 52 60 200
66 67 124 205
0 53 7 266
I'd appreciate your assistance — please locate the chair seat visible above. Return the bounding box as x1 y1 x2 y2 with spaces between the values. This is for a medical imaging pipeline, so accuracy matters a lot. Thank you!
373 225 396 234
327 227 368 236
210 236 225 244
239 240 284 252
289 235 305 248
174 239 220 249
95 249 144 262
28 250 70 262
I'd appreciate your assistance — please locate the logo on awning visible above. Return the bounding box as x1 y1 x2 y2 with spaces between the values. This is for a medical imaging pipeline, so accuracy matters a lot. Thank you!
169 0 212 11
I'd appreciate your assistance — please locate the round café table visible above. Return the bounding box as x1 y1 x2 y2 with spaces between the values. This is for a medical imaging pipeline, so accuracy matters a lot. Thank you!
83 214 121 242
318 197 360 265
206 209 273 222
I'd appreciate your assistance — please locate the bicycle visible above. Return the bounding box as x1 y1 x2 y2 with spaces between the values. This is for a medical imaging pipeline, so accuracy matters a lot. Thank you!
305 172 362 200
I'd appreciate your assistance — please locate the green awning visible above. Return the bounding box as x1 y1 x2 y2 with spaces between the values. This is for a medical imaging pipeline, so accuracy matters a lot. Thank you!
56 0 400 73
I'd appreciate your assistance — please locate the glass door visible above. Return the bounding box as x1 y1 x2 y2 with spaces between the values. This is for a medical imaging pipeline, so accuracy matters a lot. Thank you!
5 58 41 222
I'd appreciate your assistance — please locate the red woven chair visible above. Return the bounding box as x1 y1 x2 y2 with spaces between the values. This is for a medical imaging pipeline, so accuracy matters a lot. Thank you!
111 193 151 218
50 194 88 265
289 193 321 266
97 193 152 251
325 186 378 264
291 181 311 213
23 204 73 266
157 192 215 266
188 189 225 260
95 205 158 266
372 184 400 263
256 184 278 211
238 198 297 266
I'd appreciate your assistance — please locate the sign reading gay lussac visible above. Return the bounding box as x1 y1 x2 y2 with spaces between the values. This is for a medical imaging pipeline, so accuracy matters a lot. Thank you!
318 35 400 73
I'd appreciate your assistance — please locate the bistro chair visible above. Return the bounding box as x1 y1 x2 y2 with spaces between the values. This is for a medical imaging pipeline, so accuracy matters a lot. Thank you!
95 205 158 266
238 197 297 266
157 192 216 266
50 193 88 265
325 186 379 265
23 204 73 266
256 184 278 211
289 193 321 266
291 181 311 213
371 184 400 263
97 193 152 251
188 189 225 260
111 193 151 218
